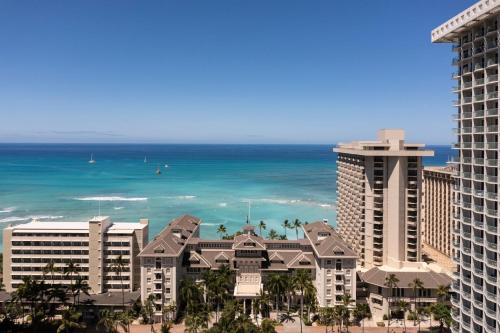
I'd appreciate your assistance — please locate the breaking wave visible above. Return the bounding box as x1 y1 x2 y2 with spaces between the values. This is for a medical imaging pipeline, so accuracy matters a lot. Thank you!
0 207 16 213
74 196 148 202
0 215 64 223
242 198 333 208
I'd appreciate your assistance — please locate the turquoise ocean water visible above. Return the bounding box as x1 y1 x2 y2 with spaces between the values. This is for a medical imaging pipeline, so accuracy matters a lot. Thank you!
0 144 453 249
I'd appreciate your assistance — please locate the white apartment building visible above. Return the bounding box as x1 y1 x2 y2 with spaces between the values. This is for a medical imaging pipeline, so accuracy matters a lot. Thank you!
433 1 500 332
2 216 148 294
334 129 434 268
334 130 452 321
138 215 357 322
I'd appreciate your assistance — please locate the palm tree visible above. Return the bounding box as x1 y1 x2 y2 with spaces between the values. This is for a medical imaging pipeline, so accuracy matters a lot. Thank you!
258 220 266 236
73 275 90 306
408 278 424 328
278 311 295 324
384 273 399 333
430 303 451 333
266 273 286 320
436 284 450 303
57 307 83 333
217 224 227 239
141 294 156 327
352 303 371 333
398 300 410 333
43 260 58 286
292 219 302 240
292 269 314 333
303 281 317 322
185 308 210 333
98 309 126 333
112 255 129 332
268 229 279 240
340 294 354 332
180 278 201 316
65 260 78 289
282 220 291 238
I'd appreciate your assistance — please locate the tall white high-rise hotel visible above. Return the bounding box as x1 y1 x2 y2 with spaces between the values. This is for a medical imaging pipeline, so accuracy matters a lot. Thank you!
433 1 500 333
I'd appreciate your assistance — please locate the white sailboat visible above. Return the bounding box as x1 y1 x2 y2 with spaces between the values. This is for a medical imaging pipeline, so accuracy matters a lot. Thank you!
144 156 147 163
88 153 96 164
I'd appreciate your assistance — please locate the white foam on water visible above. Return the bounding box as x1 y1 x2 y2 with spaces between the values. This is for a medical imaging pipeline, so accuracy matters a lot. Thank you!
0 215 64 223
218 202 227 207
0 216 29 223
175 195 196 200
0 207 16 213
113 207 125 210
74 196 148 202
243 198 334 208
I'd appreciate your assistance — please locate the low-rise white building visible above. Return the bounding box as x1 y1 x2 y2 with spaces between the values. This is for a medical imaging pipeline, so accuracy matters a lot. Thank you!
2 216 148 294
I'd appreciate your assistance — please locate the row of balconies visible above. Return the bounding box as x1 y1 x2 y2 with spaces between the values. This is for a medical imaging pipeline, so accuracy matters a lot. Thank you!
453 92 498 104
457 186 498 199
453 75 499 91
452 108 499 120
453 42 499 61
453 125 499 134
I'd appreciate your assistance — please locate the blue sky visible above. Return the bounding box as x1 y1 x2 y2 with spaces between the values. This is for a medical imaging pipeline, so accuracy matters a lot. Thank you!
0 0 475 144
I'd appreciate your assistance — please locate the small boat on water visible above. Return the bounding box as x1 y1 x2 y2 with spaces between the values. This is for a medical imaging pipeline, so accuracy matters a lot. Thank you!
88 154 96 164
164 164 169 168
156 165 162 175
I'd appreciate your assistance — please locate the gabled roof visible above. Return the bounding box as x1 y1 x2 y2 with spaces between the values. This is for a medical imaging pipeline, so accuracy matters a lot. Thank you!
302 221 357 258
139 215 201 257
269 252 284 262
188 251 211 268
215 252 230 262
233 233 266 250
288 252 315 269
198 250 235 269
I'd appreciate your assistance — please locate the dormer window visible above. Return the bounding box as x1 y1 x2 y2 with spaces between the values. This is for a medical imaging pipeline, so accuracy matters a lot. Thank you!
244 242 255 247
154 247 165 254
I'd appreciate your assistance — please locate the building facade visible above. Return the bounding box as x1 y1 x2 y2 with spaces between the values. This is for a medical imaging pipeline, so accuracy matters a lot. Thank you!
433 1 500 332
334 129 434 268
334 130 453 321
422 166 455 260
2 216 148 294
138 215 357 321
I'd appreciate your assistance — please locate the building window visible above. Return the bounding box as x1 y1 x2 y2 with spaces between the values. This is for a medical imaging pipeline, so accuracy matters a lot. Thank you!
326 289 331 296
335 260 342 271
326 269 332 276
326 279 332 286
